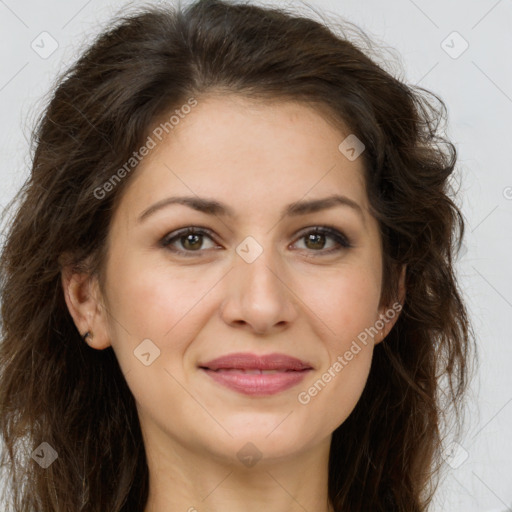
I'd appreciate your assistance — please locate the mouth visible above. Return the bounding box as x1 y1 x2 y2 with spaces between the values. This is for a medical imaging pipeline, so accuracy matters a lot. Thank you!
198 352 313 396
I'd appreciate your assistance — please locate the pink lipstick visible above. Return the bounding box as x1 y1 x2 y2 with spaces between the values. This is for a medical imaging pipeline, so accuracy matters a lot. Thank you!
199 352 313 396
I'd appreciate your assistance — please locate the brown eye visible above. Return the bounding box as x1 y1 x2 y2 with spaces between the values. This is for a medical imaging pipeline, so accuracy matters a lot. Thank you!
293 227 352 254
304 232 327 250
160 227 218 255
160 225 352 258
180 233 203 251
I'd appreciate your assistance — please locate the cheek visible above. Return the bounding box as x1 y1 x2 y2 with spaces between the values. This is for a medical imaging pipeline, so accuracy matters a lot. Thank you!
103 265 204 417
306 263 382 344
104 255 218 372
106 247 191 333
295 267 380 427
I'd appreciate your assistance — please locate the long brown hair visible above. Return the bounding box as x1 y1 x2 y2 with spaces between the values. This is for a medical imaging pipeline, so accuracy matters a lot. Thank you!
0 1 475 510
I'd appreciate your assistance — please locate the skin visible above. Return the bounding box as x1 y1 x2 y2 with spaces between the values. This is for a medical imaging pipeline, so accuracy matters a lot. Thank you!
62 94 405 512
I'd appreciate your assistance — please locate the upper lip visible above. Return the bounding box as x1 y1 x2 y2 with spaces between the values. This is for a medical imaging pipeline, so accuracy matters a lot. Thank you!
199 352 313 371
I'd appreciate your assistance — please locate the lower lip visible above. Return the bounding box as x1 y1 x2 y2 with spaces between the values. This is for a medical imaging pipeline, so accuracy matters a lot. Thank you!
201 369 311 396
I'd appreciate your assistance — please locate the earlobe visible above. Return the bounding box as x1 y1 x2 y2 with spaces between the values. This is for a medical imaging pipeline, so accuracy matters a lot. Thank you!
60 264 111 350
375 264 407 345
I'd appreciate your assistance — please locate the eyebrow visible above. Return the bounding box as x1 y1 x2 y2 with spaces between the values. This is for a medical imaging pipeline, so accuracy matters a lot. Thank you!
137 194 365 225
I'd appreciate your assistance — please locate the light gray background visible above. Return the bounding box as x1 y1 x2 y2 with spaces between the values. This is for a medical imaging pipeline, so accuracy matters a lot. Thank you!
1 1 511 511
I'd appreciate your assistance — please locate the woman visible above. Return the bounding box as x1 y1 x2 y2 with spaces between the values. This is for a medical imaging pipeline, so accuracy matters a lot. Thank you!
0 0 475 510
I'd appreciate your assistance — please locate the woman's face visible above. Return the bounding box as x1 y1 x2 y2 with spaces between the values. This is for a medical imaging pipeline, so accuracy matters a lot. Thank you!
74 95 402 465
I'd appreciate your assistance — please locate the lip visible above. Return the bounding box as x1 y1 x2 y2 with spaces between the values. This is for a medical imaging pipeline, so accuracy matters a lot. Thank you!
199 352 313 396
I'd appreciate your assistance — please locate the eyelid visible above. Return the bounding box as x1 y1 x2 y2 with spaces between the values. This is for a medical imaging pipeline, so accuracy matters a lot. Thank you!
159 226 220 252
159 225 353 256
292 225 352 249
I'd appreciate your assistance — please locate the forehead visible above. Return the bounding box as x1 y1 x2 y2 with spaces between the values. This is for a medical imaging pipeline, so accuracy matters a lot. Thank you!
116 94 369 222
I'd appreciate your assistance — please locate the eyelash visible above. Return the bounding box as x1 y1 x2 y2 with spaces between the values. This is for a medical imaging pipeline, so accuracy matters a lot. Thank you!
159 225 353 257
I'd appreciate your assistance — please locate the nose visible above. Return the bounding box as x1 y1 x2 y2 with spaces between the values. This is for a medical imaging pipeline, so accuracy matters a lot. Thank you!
219 247 299 335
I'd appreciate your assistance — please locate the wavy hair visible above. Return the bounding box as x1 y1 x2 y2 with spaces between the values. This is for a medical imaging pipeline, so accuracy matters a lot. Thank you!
0 0 475 510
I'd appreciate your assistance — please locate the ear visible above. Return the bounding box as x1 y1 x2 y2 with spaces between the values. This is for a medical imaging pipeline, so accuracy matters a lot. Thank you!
60 261 112 350
375 264 406 345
